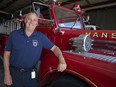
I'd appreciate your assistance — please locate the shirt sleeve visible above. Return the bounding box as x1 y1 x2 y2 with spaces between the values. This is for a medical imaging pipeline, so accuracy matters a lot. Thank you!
41 34 54 50
4 33 13 51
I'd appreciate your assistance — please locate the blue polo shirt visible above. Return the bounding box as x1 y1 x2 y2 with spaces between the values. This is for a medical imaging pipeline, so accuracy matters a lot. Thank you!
5 29 54 68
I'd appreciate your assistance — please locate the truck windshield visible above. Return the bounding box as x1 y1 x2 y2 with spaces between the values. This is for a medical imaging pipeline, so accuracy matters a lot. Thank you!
32 2 53 27
54 7 81 29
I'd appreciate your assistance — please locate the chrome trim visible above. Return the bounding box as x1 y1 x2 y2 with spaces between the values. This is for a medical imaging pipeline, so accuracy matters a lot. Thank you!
64 51 116 64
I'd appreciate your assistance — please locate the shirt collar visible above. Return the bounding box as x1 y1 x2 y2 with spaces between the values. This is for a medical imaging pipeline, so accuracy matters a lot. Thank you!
20 28 37 37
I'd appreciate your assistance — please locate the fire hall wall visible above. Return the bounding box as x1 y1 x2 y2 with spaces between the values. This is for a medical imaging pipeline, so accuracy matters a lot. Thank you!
85 6 116 30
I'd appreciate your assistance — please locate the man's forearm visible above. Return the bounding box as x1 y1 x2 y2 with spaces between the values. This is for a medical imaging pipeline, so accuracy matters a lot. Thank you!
51 45 65 63
3 51 11 75
51 45 67 72
4 51 13 85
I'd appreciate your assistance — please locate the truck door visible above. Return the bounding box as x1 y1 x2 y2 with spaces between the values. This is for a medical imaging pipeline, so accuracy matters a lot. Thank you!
52 6 84 50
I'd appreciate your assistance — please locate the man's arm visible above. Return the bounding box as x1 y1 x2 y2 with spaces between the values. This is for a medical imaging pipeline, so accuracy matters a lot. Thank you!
51 45 67 72
3 51 12 86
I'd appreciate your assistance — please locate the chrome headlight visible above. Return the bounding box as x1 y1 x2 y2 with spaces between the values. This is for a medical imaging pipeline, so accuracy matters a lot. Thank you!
69 34 92 52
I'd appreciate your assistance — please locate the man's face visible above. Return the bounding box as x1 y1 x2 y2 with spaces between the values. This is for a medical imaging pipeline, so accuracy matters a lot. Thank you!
25 13 38 31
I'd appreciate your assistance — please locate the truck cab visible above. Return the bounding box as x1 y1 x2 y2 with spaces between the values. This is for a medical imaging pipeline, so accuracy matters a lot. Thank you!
0 2 116 87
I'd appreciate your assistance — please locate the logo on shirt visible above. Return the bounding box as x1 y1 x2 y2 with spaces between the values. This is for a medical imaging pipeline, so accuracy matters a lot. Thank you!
32 40 38 47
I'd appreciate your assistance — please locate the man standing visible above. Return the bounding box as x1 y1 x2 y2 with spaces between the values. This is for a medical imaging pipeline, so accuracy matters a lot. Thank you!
3 12 67 87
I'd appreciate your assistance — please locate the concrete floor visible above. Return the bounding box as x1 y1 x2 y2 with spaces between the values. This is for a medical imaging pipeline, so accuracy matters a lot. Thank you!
0 65 5 87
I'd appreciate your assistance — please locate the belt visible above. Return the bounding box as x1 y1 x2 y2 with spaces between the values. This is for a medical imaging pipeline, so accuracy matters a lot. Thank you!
10 65 36 72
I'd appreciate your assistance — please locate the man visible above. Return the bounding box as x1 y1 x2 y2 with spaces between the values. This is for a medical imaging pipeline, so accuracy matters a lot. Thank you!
3 12 67 87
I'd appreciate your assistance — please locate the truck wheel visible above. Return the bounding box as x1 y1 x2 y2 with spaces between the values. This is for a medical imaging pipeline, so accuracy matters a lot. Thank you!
48 75 90 87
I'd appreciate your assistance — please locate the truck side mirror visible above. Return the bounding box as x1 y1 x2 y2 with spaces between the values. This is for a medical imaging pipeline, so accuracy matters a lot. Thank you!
86 16 90 22
54 27 65 35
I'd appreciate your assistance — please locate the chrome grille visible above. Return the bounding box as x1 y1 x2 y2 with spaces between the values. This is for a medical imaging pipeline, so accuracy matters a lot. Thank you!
65 51 116 64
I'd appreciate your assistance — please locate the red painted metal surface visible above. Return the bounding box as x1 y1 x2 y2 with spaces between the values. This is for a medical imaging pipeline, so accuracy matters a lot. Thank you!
39 52 116 87
0 34 8 57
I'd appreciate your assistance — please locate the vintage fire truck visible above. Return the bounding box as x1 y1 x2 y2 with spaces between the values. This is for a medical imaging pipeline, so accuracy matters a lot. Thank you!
0 1 116 87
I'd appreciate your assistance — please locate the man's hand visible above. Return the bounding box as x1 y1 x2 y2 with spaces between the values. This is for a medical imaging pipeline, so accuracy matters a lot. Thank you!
51 45 67 72
4 73 12 86
57 58 67 72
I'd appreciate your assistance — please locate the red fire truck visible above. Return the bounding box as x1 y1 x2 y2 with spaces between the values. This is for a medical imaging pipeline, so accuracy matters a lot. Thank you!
0 2 116 87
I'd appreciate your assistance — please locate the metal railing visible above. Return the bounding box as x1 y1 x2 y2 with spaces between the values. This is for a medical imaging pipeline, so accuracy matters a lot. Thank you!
0 18 21 35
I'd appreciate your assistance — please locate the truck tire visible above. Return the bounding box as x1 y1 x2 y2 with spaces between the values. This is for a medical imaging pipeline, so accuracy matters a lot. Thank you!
48 75 90 87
